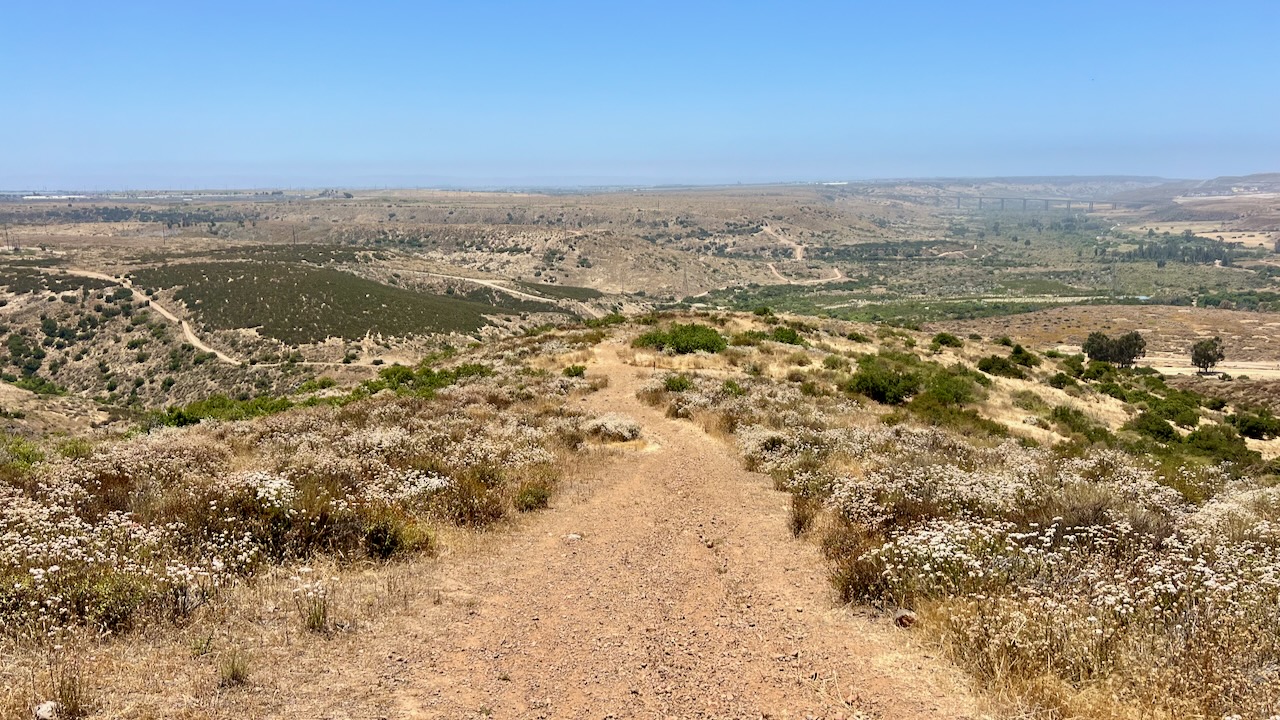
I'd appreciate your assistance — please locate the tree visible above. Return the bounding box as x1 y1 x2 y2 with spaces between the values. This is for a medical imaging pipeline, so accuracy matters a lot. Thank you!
1082 331 1147 367
1112 331 1147 367
1191 336 1226 374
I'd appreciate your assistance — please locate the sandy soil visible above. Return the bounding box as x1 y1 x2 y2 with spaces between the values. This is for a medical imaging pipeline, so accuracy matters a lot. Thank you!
96 343 979 719
944 305 1280 362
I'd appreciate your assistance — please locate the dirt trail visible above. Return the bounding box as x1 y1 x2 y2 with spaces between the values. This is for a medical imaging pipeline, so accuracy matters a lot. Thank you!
382 343 977 719
761 224 805 262
104 342 979 718
767 263 845 286
51 267 244 365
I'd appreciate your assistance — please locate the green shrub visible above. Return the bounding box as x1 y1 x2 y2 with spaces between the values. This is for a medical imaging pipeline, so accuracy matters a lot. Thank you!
731 330 767 346
931 332 963 348
1051 405 1115 445
1125 412 1177 442
297 376 337 393
920 372 979 407
1229 410 1280 440
903 394 1008 437
1184 424 1259 465
632 323 727 354
1098 381 1129 401
663 374 694 392
822 354 851 371
1011 390 1047 412
977 355 1026 379
562 364 586 378
1081 360 1115 381
1009 344 1041 367
514 479 553 512
770 326 805 345
721 379 746 396
844 357 920 405
846 331 871 343
1062 354 1086 378
1149 391 1201 428
1047 372 1077 389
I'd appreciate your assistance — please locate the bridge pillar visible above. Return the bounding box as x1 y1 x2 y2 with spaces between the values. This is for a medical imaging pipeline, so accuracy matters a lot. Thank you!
1044 199 1050 210
1088 201 1094 211
1066 201 1072 211
978 197 983 209
956 196 961 209
1022 198 1028 211
1000 198 1005 210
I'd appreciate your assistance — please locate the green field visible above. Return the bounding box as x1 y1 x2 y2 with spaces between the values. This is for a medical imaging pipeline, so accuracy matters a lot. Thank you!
133 261 557 343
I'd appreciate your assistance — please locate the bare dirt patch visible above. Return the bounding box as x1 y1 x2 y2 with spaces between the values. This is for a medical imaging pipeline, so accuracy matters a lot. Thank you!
942 304 1280 361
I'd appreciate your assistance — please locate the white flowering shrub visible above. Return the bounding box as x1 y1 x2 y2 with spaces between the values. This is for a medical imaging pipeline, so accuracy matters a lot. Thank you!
646 354 1280 717
0 362 600 640
582 413 642 442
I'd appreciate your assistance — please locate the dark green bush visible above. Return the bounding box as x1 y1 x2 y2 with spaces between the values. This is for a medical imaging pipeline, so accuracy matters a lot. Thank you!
1047 372 1077 389
1081 360 1116 381
770 326 805 345
1009 344 1041 367
1228 409 1280 440
1125 412 1177 442
977 355 1026 379
633 323 727 354
931 332 964 348
844 357 920 405
562 364 586 378
1184 424 1259 465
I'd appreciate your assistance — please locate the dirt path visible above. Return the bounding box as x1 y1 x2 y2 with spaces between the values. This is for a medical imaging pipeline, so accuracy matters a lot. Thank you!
761 224 805 262
97 343 979 718
379 343 977 719
51 267 244 365
767 262 845 286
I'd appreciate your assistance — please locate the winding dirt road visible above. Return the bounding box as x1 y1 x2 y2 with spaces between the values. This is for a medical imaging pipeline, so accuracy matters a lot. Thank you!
48 268 243 364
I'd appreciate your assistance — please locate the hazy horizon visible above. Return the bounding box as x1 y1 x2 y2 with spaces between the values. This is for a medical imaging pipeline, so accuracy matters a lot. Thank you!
4 1 1278 189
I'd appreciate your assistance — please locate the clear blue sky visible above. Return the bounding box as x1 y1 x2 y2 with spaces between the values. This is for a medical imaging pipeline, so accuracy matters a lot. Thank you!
3 1 1278 189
